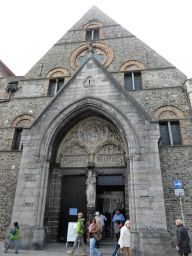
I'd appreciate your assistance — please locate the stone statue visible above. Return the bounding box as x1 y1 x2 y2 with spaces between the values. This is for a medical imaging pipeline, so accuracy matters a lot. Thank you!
86 170 96 207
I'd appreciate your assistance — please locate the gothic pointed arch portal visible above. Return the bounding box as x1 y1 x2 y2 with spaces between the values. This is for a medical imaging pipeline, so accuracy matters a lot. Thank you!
56 116 126 168
44 110 130 242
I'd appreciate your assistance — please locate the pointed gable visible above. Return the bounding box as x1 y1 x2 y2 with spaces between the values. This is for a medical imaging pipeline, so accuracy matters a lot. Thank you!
0 60 15 78
30 53 152 129
25 5 186 87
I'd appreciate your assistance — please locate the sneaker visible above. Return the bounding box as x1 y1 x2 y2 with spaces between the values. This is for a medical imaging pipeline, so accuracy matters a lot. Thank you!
81 253 87 256
4 250 7 253
67 251 73 255
15 253 18 254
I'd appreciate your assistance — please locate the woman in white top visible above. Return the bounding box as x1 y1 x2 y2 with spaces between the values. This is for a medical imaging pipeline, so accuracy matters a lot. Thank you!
118 220 132 256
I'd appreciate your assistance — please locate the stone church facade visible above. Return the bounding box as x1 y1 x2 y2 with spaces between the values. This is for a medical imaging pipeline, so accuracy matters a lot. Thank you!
0 6 192 255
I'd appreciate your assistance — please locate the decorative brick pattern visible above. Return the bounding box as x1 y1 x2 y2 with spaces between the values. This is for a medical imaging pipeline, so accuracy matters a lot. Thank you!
12 114 35 127
119 60 146 89
69 42 113 70
46 68 70 78
83 21 103 29
120 60 146 71
154 106 185 119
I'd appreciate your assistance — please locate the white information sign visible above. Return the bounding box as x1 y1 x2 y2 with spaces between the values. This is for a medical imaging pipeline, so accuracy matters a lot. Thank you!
175 189 184 196
67 222 77 242
66 222 79 248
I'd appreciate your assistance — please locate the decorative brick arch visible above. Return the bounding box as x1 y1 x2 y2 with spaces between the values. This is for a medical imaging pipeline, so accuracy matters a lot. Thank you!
82 21 104 40
12 114 35 127
83 21 103 29
120 61 146 89
120 60 146 71
69 42 113 70
46 68 70 78
154 106 185 119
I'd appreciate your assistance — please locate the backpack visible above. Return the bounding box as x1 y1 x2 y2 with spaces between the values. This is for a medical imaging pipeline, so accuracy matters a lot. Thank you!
83 222 88 233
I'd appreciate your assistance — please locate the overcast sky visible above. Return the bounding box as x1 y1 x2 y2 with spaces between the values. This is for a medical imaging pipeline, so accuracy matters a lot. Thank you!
0 0 191 79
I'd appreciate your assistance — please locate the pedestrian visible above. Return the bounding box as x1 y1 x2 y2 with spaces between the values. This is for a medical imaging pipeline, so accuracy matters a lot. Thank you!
87 217 102 256
112 220 121 256
67 212 87 256
118 220 132 256
94 212 102 248
175 219 191 256
99 212 107 240
112 209 125 232
4 222 19 254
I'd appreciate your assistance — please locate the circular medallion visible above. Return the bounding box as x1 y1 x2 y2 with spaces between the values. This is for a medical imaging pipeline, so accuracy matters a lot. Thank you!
78 118 108 145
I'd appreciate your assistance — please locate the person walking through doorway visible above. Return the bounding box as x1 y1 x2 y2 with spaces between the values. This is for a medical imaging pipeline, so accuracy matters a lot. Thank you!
88 217 102 256
175 219 191 256
118 220 132 256
112 220 122 256
112 209 125 232
99 212 107 240
67 212 87 256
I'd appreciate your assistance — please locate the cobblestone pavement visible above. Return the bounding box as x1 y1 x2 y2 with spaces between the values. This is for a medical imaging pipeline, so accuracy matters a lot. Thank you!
0 239 115 256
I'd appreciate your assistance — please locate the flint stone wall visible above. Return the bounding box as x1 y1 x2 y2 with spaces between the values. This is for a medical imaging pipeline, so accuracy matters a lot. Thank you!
160 145 192 246
0 151 21 239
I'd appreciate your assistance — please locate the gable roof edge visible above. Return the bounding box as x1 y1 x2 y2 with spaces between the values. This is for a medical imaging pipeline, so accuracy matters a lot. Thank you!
29 57 92 127
29 54 153 128
89 56 152 122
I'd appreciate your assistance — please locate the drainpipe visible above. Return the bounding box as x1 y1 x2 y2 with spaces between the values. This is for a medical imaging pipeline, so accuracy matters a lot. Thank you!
0 90 12 103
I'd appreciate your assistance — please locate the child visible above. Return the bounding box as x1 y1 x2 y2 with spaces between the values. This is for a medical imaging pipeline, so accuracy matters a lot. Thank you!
5 222 19 254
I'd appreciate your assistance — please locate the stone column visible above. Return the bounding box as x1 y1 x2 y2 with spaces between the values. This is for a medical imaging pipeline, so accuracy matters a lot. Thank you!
32 156 52 250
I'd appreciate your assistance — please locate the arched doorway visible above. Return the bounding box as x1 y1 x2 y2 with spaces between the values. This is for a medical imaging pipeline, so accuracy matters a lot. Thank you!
44 112 128 242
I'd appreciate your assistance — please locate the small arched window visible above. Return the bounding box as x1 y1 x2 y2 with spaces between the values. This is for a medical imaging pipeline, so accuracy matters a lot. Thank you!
46 68 70 96
120 61 145 90
154 107 184 146
83 21 103 41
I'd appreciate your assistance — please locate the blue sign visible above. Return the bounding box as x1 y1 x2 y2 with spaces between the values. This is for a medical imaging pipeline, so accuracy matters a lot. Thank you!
69 208 78 215
174 180 183 189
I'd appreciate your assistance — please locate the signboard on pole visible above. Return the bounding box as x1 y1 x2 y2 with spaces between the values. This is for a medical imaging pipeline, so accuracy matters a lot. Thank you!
175 189 184 196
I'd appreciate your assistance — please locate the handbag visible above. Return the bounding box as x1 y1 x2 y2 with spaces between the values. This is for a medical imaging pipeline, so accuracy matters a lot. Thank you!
93 232 100 241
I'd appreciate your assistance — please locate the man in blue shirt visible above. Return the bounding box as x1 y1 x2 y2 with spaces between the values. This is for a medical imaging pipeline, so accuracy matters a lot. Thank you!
112 209 125 232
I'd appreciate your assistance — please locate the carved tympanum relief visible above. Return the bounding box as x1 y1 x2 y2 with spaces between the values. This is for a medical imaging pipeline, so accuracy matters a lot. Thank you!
78 118 108 148
56 117 126 167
